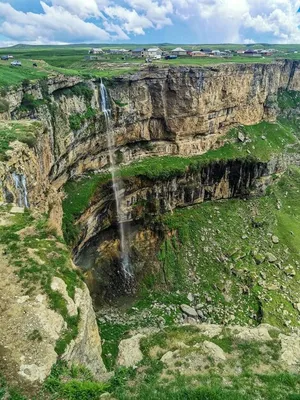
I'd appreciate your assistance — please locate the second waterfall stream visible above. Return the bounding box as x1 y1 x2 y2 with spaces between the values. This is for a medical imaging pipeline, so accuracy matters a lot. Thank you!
99 79 133 282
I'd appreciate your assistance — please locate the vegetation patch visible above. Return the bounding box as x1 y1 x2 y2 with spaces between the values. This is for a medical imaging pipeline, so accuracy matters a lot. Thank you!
60 83 94 102
18 93 46 112
62 173 110 245
69 106 97 131
0 120 42 160
277 90 300 110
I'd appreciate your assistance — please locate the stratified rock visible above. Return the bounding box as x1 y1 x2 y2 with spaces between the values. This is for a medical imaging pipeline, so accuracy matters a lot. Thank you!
180 304 198 317
117 334 146 368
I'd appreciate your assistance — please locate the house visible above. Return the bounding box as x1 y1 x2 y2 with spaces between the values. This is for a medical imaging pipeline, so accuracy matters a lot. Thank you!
237 49 245 54
190 51 206 57
108 49 129 55
147 47 162 58
132 48 146 57
171 47 187 56
89 48 103 54
244 50 261 57
200 48 213 54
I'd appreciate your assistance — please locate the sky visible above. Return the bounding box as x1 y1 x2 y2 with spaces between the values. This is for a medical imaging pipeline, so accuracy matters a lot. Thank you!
0 0 300 46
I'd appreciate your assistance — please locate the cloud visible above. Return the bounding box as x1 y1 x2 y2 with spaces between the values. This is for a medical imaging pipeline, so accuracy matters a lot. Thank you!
0 1 112 43
171 0 300 43
48 0 107 19
104 5 154 35
0 0 299 44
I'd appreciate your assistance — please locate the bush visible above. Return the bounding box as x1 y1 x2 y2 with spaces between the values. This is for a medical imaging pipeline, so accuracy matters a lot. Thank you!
61 380 109 400
69 107 96 131
62 83 94 103
19 93 44 112
22 79 30 88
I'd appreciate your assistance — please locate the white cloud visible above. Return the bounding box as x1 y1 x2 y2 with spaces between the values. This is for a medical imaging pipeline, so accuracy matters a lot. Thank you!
104 5 154 34
171 0 300 43
125 0 173 28
0 0 299 44
0 1 112 43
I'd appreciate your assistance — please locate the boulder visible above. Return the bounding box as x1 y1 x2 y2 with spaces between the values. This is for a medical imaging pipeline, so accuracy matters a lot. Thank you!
272 235 279 244
237 131 245 142
203 341 226 361
116 334 146 368
266 252 277 263
180 304 198 317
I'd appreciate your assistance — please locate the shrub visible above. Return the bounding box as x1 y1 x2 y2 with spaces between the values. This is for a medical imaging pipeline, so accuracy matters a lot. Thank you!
62 83 94 103
19 93 44 112
69 114 82 131
69 107 96 131
22 79 30 88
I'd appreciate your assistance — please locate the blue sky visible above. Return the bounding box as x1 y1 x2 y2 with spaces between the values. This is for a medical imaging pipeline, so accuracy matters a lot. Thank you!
0 0 299 46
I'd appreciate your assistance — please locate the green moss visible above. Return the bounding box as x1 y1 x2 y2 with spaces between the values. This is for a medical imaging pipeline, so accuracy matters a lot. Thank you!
97 322 131 371
44 361 109 399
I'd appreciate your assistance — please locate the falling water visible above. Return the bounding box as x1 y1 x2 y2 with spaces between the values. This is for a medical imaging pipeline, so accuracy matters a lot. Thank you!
99 79 132 281
12 172 29 208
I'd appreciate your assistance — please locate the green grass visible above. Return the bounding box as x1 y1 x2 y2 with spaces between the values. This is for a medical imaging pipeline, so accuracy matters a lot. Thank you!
0 120 42 160
277 90 300 110
62 174 110 245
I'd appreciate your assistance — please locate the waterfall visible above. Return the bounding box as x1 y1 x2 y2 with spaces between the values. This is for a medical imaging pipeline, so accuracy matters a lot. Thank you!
12 172 29 208
99 79 132 281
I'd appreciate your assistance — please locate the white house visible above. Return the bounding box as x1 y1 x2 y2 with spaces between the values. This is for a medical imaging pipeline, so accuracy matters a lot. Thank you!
89 48 104 54
147 47 163 58
171 47 187 56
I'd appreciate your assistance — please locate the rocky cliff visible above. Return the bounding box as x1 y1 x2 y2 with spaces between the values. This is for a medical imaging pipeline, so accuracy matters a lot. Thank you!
1 60 300 191
1 60 300 390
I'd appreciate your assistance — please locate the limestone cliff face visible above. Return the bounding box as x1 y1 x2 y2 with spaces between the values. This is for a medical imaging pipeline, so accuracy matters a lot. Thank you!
2 60 300 191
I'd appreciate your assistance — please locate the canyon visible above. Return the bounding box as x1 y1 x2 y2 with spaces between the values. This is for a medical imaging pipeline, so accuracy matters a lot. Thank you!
1 60 300 396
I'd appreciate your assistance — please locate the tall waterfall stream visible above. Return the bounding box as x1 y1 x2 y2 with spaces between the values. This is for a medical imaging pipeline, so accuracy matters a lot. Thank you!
99 80 133 282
